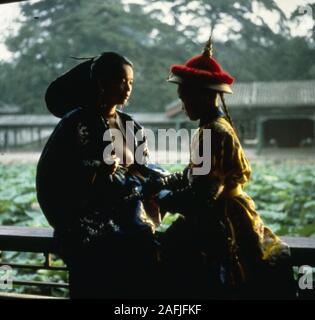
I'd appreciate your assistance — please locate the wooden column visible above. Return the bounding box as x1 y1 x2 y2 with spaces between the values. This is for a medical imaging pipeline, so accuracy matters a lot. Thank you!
4 129 8 150
13 128 18 147
256 117 265 155
37 128 42 148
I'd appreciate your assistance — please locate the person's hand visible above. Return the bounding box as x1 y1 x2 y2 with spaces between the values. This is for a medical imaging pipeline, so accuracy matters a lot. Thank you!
143 196 161 226
103 155 120 175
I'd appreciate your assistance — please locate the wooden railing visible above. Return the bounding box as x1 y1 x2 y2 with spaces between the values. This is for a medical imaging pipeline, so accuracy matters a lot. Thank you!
0 226 314 299
0 226 68 299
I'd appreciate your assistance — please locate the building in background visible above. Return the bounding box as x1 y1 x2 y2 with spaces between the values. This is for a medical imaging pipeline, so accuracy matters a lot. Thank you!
165 80 315 153
1 80 315 153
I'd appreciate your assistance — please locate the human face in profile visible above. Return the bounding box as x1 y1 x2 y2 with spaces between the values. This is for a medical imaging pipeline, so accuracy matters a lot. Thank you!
177 83 218 121
102 64 134 107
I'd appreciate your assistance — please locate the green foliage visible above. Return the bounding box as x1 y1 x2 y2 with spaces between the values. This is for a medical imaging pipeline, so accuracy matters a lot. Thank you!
0 164 66 297
1 162 315 297
158 162 315 237
0 164 48 227
156 212 183 233
147 0 315 83
0 0 314 114
245 163 315 236
1 162 314 234
0 0 198 113
161 163 185 173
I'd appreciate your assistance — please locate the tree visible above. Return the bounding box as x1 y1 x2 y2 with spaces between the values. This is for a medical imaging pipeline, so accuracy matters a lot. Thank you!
2 0 197 113
0 0 314 114
149 0 288 42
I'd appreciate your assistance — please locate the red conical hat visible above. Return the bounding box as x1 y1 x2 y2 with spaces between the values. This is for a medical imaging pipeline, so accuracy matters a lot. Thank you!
167 38 234 94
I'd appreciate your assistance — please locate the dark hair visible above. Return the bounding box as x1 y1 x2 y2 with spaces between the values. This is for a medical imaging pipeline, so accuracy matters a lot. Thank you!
90 51 133 83
45 52 133 117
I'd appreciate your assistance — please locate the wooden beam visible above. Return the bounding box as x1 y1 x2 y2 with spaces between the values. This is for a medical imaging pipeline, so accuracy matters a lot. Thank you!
0 226 315 267
282 236 315 266
0 292 66 299
0 226 56 253
0 0 28 5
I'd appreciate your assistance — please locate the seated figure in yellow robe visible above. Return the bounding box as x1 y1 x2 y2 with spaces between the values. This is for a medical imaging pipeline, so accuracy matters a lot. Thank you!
155 38 296 299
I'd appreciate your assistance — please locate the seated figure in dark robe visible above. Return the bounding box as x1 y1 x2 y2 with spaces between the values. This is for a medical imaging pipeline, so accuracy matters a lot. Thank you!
36 52 164 299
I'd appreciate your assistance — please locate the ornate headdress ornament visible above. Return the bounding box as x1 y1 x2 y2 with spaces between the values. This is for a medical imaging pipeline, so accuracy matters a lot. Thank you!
202 35 213 58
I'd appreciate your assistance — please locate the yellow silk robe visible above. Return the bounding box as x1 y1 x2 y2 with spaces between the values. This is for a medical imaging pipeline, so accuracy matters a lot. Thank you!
188 115 291 287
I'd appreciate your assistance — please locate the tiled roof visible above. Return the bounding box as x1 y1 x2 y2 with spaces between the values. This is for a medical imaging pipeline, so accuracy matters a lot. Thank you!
226 80 315 108
166 80 315 117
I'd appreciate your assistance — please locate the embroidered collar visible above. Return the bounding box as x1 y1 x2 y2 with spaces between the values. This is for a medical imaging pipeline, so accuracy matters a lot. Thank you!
199 106 224 126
